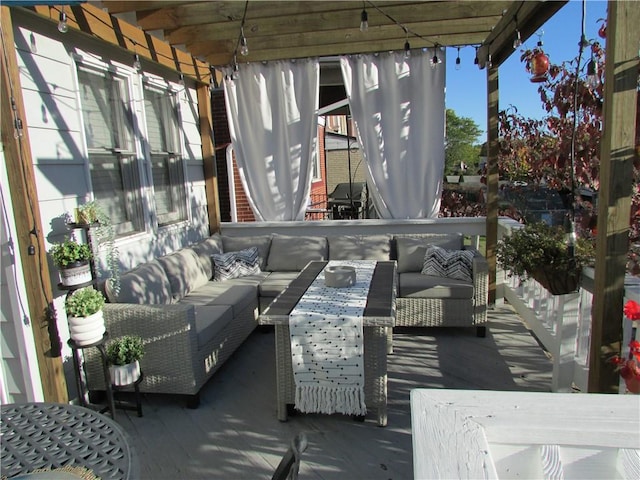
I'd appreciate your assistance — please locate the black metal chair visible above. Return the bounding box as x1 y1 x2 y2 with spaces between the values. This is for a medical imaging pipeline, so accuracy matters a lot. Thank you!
271 432 308 480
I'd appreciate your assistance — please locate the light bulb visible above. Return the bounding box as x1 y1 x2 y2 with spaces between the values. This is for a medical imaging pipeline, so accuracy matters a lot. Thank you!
240 34 249 56
179 73 185 87
58 11 68 33
360 10 368 32
133 53 142 72
586 58 599 88
404 41 411 59
513 30 522 49
431 53 439 68
474 48 479 65
455 48 461 70
486 53 493 69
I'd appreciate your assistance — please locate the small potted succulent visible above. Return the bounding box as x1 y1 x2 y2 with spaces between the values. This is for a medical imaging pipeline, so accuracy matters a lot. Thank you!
106 335 145 386
50 238 93 287
65 286 106 346
497 222 595 295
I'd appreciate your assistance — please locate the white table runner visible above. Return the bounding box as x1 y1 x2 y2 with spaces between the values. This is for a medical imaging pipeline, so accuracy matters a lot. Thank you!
289 260 376 416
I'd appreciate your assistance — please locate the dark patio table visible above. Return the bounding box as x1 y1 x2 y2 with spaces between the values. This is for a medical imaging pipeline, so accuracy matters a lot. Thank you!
1 402 138 479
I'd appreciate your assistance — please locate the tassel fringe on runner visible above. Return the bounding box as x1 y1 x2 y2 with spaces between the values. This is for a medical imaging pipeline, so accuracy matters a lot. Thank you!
295 385 367 416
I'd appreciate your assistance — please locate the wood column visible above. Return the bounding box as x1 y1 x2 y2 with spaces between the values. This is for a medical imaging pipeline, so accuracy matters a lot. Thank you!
0 6 67 402
485 65 500 306
197 83 221 234
588 1 640 393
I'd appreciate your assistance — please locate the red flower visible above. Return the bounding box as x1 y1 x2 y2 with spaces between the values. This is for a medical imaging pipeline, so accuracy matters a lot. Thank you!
623 299 640 320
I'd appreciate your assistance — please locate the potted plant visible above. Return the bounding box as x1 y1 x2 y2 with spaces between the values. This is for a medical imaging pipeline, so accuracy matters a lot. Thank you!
49 238 93 287
496 222 595 295
70 201 120 296
106 335 145 386
65 286 106 346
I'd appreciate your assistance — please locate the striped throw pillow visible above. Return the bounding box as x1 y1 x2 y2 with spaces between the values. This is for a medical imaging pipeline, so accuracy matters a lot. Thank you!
212 247 261 281
421 245 474 282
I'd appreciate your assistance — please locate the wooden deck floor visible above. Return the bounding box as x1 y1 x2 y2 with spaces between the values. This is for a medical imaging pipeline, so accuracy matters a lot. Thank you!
114 305 552 479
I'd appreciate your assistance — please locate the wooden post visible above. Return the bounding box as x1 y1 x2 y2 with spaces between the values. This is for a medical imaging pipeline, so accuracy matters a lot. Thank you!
589 1 640 393
485 65 500 306
197 83 221 234
0 6 68 402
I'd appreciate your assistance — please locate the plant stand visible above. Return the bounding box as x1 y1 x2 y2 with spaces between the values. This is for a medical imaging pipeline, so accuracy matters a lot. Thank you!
112 372 144 417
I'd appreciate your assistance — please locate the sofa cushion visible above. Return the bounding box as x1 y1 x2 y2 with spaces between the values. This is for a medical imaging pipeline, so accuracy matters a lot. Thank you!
328 234 391 260
222 235 272 270
193 305 234 349
105 260 172 304
213 247 261 281
395 234 463 273
181 283 259 318
191 234 224 279
266 234 328 271
399 272 473 299
258 271 301 297
422 245 474 282
156 248 209 302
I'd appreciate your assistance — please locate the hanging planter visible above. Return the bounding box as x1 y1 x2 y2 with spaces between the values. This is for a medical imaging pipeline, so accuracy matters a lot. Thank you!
529 47 549 83
530 266 580 295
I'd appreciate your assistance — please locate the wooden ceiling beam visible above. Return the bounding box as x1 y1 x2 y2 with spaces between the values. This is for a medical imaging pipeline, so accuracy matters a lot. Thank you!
100 1 196 15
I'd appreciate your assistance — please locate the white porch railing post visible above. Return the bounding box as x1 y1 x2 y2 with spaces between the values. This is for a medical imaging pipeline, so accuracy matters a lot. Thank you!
551 292 580 392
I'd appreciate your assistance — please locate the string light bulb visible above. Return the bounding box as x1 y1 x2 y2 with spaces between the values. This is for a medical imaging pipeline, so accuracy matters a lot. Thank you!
360 8 369 32
455 47 461 70
513 30 522 49
57 7 68 33
586 56 599 88
403 28 410 59
240 28 249 56
133 53 142 72
179 73 185 87
486 53 493 69
474 47 479 65
431 48 440 68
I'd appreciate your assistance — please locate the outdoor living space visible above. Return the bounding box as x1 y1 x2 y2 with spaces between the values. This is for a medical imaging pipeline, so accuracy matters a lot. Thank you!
110 305 553 479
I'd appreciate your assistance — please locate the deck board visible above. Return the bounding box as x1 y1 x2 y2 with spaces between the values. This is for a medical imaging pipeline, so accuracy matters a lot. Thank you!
111 305 552 479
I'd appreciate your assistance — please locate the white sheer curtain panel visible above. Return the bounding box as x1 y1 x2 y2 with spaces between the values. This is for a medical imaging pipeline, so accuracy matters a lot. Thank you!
224 58 319 221
340 50 446 218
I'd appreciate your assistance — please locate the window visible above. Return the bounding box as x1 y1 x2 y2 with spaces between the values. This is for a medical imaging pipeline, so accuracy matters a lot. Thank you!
78 66 143 236
143 84 187 225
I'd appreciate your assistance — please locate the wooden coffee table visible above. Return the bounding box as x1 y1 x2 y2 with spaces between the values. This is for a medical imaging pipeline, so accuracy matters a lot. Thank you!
259 260 396 426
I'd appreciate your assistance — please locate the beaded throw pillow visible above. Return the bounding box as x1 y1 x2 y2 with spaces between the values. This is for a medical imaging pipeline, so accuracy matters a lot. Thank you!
421 245 474 282
212 246 261 281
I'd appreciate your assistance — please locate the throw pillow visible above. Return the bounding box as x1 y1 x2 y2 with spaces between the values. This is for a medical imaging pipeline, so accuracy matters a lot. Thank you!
421 245 474 282
212 247 261 281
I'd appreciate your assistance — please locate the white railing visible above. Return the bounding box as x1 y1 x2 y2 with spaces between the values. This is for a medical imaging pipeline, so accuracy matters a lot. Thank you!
498 218 640 393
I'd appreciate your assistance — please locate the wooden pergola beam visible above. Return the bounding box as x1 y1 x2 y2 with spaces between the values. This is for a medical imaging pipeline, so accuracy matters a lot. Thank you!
589 0 640 393
1 6 68 403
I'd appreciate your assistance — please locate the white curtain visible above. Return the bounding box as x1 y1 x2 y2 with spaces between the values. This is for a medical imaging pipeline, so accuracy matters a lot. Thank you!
224 59 319 221
340 50 446 218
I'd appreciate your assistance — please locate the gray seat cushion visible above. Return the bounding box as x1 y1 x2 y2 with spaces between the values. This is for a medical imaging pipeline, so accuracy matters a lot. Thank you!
394 234 464 273
398 272 473 299
193 305 234 349
156 248 209 302
266 234 327 271
328 234 391 260
105 259 172 304
181 283 258 317
258 271 300 297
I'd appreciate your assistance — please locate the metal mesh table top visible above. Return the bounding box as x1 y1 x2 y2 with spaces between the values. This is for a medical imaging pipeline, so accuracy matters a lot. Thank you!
1 403 137 480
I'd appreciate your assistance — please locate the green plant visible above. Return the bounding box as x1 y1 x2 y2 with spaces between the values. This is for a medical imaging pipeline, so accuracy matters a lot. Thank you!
64 287 105 317
497 222 595 282
70 201 120 296
49 239 92 268
106 335 144 366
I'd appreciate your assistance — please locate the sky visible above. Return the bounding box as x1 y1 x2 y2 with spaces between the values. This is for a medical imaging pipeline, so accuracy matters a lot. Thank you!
445 0 608 142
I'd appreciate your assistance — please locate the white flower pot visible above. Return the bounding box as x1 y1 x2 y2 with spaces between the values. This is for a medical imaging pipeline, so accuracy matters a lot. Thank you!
59 261 92 287
68 310 105 346
109 360 141 386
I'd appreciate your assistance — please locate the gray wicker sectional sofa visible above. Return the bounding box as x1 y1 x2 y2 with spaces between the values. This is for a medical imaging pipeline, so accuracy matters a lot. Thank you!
85 231 488 407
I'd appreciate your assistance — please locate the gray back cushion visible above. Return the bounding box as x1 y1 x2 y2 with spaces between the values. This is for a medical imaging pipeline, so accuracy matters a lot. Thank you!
266 234 328 271
157 248 209 302
191 234 224 279
222 235 272 270
106 260 172 304
395 234 464 273
328 234 391 260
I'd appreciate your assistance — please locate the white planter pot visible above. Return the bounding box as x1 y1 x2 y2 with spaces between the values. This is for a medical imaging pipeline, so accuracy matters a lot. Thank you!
68 310 105 346
59 262 92 287
109 360 141 386
446 175 461 184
